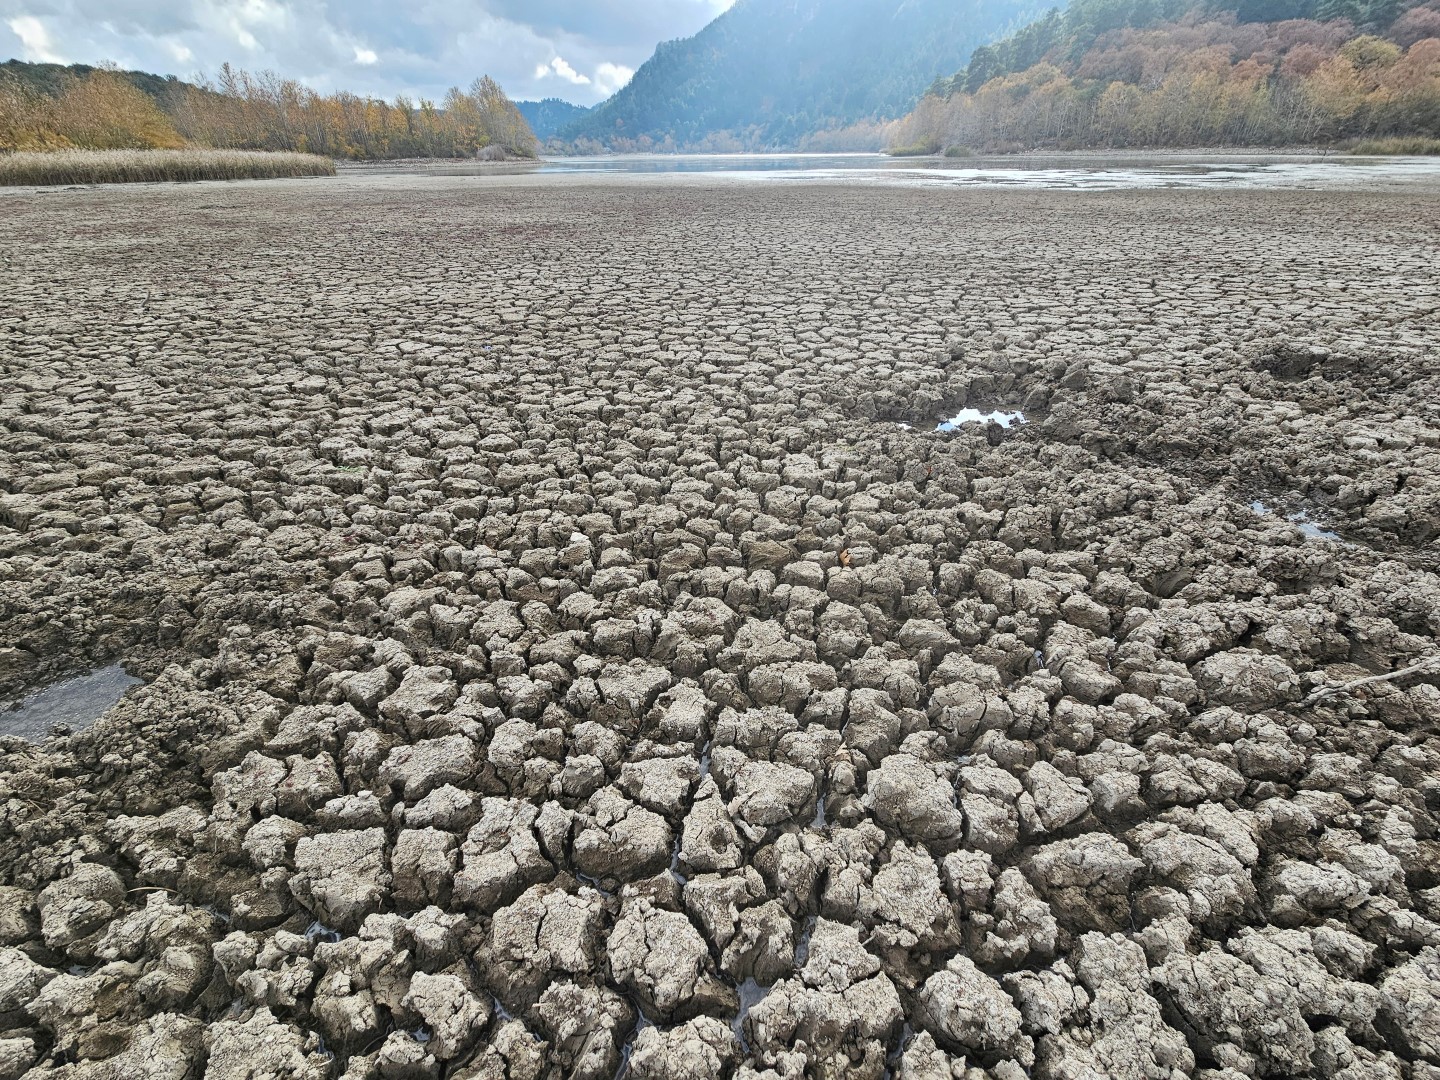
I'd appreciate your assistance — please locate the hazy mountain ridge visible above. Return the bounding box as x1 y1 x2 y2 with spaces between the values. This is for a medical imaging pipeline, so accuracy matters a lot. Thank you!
516 98 593 141
560 0 1049 151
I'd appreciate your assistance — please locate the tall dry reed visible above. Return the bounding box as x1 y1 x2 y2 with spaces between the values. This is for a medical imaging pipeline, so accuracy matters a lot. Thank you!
1348 136 1440 155
0 148 335 186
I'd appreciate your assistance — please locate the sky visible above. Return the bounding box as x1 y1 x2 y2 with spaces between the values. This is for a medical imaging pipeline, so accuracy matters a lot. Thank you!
0 0 736 104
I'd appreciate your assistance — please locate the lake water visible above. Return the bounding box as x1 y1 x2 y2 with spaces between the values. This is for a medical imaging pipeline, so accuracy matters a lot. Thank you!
0 665 144 741
401 152 1440 191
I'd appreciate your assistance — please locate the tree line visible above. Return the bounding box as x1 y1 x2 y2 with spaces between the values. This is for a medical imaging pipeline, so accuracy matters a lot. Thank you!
0 63 538 159
891 0 1440 151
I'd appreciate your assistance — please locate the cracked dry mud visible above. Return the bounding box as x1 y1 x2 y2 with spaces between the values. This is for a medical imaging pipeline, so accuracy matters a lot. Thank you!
1 171 1439 1080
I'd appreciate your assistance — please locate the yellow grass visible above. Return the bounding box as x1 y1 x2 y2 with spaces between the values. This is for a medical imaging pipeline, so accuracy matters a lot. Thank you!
0 148 336 186
1347 136 1440 156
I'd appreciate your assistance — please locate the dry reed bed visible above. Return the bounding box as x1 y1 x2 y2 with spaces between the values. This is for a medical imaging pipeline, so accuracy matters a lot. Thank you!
0 148 335 186
1348 135 1440 155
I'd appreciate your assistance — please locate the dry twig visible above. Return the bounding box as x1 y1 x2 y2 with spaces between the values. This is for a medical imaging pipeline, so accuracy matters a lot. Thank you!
1304 655 1440 705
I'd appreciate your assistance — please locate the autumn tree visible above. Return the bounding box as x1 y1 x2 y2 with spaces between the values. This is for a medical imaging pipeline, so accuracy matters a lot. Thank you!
0 71 60 150
166 67 537 160
892 2 1440 151
46 69 184 149
1392 3 1440 44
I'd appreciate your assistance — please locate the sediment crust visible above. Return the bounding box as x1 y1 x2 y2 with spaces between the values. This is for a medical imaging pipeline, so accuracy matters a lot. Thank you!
1 170 1438 1079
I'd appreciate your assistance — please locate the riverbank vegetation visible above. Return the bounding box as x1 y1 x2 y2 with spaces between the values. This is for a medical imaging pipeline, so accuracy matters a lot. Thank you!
0 147 335 186
889 0 1440 153
0 63 538 160
1349 133 1440 150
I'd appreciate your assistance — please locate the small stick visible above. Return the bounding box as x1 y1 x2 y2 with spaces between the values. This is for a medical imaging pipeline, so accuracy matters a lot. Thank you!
1304 656 1440 705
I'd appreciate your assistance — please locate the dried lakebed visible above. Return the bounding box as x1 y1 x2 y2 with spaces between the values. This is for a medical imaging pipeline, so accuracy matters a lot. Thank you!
1 173 1438 1080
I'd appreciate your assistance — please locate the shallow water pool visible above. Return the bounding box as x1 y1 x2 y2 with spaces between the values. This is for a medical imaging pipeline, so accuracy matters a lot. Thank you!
0 665 143 741
1250 500 1341 541
350 152 1440 193
937 409 1028 432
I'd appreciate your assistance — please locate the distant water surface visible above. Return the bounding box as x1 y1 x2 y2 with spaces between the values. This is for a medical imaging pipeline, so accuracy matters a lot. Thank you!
400 152 1440 191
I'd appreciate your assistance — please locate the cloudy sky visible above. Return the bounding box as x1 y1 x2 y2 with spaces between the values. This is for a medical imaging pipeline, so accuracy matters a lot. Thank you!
0 0 736 104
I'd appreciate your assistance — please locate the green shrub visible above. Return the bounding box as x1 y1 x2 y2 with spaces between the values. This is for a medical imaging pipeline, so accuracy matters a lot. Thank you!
943 144 975 157
887 140 941 157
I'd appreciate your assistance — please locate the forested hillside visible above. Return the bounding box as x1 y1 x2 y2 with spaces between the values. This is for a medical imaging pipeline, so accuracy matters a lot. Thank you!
561 0 1049 152
0 59 191 102
517 98 592 141
889 0 1440 151
0 61 537 158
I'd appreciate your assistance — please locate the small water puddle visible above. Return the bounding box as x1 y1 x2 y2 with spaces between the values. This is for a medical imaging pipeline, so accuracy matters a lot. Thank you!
668 837 688 886
793 915 817 967
732 977 771 1053
936 409 1027 432
305 921 343 945
1250 500 1341 541
613 1010 652 1080
1 665 143 741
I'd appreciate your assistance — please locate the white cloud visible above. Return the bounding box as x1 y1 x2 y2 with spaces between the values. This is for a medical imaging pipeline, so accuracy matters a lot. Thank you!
7 15 63 63
0 1 729 106
540 55 589 85
593 61 633 95
235 0 287 31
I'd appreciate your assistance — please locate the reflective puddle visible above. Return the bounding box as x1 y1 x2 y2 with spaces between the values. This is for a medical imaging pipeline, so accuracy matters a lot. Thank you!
733 977 771 1053
0 665 143 741
937 409 1027 432
1250 500 1341 541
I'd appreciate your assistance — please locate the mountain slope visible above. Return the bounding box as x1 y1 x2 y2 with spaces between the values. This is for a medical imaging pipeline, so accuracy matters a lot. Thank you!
562 0 1048 150
516 98 593 141
889 0 1440 151
938 0 1434 94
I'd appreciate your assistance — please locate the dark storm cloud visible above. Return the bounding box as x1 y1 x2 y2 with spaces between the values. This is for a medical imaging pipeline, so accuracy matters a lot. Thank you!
0 0 735 103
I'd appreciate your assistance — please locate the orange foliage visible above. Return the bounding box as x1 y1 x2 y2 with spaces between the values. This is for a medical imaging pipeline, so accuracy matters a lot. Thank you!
1 69 182 151
50 70 183 149
893 15 1440 151
169 65 537 160
1 62 536 160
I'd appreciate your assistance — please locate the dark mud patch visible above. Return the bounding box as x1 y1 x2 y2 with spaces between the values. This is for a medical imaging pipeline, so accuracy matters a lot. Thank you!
0 664 144 741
